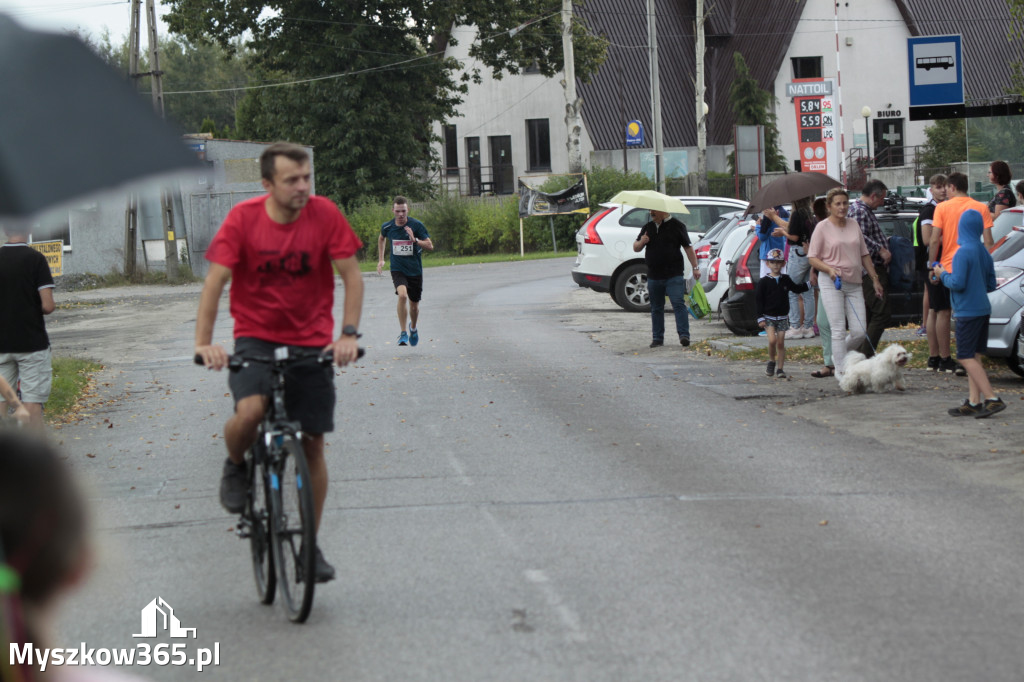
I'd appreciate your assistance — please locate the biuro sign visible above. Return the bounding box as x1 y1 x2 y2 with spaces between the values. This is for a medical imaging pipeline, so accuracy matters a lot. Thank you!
30 240 63 276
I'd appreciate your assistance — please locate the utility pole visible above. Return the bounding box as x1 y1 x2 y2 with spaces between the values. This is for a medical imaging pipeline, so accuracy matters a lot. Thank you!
562 0 583 174
145 0 179 282
123 0 142 278
695 0 708 195
647 0 664 193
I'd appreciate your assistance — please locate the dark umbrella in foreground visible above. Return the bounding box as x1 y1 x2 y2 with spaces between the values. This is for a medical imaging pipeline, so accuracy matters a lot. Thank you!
743 172 843 215
0 14 199 217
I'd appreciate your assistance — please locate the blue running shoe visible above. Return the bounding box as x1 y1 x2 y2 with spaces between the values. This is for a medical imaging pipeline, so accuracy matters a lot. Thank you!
398 331 409 346
409 328 419 346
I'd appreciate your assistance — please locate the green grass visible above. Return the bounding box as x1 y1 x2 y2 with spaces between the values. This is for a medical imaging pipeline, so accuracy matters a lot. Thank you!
46 356 102 423
358 250 573 272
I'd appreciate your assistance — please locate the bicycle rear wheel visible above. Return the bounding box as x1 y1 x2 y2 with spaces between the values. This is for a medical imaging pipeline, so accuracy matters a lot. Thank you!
247 445 276 604
270 435 316 623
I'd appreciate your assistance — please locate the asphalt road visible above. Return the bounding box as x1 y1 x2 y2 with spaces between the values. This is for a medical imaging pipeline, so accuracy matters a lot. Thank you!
44 258 1024 681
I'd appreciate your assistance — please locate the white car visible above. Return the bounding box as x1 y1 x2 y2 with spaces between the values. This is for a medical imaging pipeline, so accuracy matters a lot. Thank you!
572 195 749 312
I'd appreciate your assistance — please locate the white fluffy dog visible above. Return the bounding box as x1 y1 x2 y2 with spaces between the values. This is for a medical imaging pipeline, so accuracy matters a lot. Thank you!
839 344 911 393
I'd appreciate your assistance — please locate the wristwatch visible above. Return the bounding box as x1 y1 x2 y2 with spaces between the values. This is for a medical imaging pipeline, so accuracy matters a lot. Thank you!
341 325 360 338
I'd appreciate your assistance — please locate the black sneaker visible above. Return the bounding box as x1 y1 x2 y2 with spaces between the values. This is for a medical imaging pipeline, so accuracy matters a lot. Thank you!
938 357 966 375
927 356 940 372
976 397 1006 419
649 339 664 348
296 545 336 583
679 335 690 347
775 369 787 379
219 458 247 513
765 361 776 377
948 399 983 417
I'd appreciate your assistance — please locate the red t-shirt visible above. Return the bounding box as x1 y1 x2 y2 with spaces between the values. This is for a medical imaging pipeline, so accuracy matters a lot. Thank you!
206 195 363 346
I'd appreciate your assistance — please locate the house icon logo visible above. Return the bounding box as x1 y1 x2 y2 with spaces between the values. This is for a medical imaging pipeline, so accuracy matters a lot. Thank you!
133 597 197 639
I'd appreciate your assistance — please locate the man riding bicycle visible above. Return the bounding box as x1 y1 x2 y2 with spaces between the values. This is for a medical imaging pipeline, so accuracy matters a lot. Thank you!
194 142 364 583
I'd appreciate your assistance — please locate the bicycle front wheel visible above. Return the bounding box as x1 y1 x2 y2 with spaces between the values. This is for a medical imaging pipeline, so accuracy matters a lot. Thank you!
270 435 316 623
248 446 276 605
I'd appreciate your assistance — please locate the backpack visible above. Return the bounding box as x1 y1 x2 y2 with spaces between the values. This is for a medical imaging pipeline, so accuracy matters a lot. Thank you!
887 234 915 294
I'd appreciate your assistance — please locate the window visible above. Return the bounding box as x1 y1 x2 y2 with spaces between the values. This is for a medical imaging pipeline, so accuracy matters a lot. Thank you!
526 119 551 171
443 124 458 176
791 57 822 80
32 211 71 250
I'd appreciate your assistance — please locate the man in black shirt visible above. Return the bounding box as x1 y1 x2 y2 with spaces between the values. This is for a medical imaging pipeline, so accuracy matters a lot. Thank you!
0 223 56 428
633 209 700 347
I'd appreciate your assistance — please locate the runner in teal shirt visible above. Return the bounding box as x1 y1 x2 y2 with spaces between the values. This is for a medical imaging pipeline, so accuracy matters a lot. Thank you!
377 196 433 346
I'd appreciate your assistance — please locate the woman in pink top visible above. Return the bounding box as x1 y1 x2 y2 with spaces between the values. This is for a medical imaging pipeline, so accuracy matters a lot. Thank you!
807 188 884 381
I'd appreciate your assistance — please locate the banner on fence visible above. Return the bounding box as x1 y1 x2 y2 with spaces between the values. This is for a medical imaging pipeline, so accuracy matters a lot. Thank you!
517 177 590 218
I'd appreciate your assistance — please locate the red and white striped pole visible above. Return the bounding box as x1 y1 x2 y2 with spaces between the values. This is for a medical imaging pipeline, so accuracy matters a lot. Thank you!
834 1 847 184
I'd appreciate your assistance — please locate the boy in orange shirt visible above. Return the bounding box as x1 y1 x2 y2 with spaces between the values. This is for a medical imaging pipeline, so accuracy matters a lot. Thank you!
927 172 992 375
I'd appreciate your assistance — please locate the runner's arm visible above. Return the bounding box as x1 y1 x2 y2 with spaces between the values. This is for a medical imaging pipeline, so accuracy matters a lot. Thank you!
377 234 387 274
194 263 232 370
328 255 364 366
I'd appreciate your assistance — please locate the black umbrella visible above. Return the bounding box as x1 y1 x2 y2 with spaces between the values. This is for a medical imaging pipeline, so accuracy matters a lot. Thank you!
0 14 199 217
743 172 843 215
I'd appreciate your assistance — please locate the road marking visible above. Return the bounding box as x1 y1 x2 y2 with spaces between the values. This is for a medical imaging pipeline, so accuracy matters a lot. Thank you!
524 569 588 642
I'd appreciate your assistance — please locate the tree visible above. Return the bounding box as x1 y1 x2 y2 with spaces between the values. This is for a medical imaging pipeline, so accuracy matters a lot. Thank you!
727 53 786 173
162 0 607 207
80 30 251 136
918 119 966 169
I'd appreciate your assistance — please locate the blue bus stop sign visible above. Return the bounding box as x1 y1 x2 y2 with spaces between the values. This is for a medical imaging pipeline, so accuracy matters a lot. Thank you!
626 120 644 147
907 35 963 107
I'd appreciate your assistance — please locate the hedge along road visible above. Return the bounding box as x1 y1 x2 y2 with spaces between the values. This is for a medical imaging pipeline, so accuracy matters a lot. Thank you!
46 258 1024 681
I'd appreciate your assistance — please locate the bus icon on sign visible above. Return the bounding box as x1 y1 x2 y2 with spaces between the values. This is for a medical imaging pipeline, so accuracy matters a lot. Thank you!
916 56 953 70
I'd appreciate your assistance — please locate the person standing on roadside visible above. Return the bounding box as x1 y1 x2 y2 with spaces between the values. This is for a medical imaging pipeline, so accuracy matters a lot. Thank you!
933 209 1005 418
916 174 950 372
0 222 55 429
633 209 699 348
377 196 433 347
847 179 890 357
987 160 1015 219
928 171 994 375
195 142 364 583
808 188 884 382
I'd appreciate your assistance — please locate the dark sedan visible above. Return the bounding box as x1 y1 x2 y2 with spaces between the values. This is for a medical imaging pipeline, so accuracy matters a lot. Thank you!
721 207 925 336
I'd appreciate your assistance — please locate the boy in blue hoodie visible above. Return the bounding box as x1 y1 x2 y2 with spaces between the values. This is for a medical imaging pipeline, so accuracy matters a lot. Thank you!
931 209 1006 418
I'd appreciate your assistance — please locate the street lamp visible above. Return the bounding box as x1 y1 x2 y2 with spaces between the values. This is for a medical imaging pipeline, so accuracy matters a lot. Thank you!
861 106 872 167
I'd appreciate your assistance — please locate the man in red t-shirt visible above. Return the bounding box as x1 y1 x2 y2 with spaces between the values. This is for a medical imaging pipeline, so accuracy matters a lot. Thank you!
195 142 364 582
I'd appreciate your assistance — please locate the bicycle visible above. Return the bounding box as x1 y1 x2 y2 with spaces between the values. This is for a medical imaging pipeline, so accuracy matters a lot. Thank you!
194 345 363 623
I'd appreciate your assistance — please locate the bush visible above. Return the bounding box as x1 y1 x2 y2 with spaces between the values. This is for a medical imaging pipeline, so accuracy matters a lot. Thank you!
344 199 393 260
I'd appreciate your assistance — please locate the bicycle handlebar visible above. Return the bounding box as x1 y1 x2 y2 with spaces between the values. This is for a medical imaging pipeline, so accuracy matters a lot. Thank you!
193 347 365 368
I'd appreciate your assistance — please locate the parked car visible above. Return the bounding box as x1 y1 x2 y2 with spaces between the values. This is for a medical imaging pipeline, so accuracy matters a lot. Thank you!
720 205 925 335
695 212 758 315
990 205 1023 251
572 195 749 312
985 225 1024 377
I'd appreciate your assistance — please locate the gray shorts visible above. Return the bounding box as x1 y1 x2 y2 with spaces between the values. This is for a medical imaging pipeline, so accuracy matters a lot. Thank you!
0 348 52 404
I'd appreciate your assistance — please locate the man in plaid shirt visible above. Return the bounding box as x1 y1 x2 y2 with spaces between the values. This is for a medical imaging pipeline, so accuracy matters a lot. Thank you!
847 179 890 357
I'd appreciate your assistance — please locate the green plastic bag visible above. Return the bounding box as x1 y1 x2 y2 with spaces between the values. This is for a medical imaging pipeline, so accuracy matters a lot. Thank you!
686 280 711 319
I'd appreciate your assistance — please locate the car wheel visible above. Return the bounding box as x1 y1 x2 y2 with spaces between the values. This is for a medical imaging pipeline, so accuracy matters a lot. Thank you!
614 264 650 312
609 290 620 306
1007 328 1024 377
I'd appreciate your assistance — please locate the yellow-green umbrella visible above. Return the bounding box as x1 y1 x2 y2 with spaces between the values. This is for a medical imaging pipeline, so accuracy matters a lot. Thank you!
607 190 690 214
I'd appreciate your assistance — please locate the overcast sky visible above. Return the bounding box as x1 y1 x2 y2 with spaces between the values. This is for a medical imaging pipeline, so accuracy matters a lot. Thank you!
0 0 168 42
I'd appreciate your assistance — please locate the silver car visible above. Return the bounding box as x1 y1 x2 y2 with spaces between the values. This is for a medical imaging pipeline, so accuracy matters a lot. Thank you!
986 225 1024 377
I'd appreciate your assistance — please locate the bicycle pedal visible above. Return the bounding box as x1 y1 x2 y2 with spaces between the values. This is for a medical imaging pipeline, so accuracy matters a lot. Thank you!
235 519 251 539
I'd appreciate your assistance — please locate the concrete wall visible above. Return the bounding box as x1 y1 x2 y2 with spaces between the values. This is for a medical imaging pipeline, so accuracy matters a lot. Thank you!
436 26 595 191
